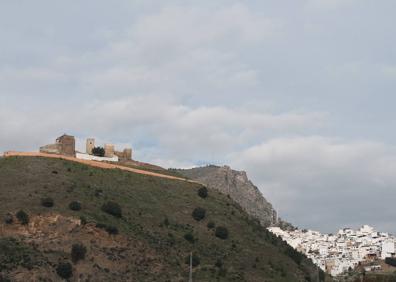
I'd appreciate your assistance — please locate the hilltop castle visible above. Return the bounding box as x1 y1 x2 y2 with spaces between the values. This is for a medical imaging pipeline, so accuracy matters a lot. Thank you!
40 134 132 162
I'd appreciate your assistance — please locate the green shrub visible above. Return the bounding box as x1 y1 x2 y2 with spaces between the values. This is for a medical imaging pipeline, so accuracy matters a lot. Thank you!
105 225 119 235
80 216 87 225
96 223 119 235
56 262 73 279
41 197 54 208
215 226 229 240
215 259 223 268
385 257 396 267
207 221 215 229
284 246 303 265
4 213 13 224
198 187 208 198
0 274 11 282
16 210 29 225
184 253 200 267
92 147 105 157
101 201 122 218
71 244 87 263
192 207 206 221
69 201 81 211
184 232 195 243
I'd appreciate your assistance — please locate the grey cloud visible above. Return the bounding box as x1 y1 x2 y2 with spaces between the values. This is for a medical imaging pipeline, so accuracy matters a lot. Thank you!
232 137 396 233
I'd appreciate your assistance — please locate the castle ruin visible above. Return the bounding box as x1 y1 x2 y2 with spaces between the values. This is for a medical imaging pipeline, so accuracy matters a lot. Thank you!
84 138 132 161
40 134 132 162
40 134 76 157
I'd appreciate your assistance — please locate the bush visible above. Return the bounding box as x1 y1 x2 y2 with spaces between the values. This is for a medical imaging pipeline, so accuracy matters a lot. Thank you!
4 213 13 224
79 216 87 225
184 253 200 267
71 244 87 263
41 197 54 207
96 223 119 235
101 201 122 218
198 187 208 198
69 201 81 211
56 262 73 279
92 147 105 157
192 207 206 221
215 226 229 240
184 232 195 243
105 225 119 235
16 210 29 225
385 257 396 267
285 246 303 265
215 259 223 268
207 221 215 229
0 274 11 282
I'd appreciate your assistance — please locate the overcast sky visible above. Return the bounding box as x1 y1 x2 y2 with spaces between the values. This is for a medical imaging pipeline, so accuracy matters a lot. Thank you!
1 0 396 233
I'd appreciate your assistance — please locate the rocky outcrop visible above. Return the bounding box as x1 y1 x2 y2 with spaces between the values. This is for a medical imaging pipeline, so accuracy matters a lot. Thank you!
175 165 277 227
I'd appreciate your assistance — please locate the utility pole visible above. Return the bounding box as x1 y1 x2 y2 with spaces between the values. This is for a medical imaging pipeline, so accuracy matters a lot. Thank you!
189 252 193 282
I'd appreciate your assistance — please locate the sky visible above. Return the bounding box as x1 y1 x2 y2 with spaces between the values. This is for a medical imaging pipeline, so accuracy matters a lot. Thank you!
1 0 396 233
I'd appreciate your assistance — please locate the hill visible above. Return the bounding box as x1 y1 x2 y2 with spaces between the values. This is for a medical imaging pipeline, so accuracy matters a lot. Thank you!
0 156 326 281
174 165 286 228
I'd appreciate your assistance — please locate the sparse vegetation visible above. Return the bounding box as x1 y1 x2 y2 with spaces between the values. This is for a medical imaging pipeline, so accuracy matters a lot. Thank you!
101 201 122 218
16 210 29 225
0 238 42 271
71 244 87 263
192 207 206 221
41 197 54 207
0 156 322 281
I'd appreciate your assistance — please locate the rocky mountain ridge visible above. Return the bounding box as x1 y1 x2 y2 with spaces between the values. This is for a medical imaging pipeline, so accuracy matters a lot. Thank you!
175 165 278 227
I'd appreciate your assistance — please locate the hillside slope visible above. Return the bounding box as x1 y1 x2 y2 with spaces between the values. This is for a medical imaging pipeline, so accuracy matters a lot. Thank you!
0 157 325 281
174 165 279 227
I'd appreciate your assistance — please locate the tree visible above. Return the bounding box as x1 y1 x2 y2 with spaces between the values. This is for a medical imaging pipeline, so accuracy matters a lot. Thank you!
385 257 396 267
69 201 82 211
184 253 200 267
101 201 122 218
215 226 229 240
56 262 73 279
92 147 105 157
184 232 195 243
16 210 29 225
71 244 87 263
192 207 206 221
198 187 208 198
41 197 54 208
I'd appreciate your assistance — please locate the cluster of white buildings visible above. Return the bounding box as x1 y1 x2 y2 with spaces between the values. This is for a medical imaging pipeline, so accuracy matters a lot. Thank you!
268 225 396 276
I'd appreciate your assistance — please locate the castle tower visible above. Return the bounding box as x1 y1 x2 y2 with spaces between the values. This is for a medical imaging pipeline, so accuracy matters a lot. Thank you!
86 138 95 154
104 144 115 158
123 148 132 160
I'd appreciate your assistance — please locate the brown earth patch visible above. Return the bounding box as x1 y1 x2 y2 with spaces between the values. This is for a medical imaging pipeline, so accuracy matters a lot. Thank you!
0 213 166 282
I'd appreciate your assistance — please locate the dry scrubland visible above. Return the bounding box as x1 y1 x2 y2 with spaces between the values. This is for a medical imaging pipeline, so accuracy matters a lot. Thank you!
0 156 325 281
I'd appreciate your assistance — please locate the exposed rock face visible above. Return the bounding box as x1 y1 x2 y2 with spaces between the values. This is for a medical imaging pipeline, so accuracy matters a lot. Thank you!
176 165 277 227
